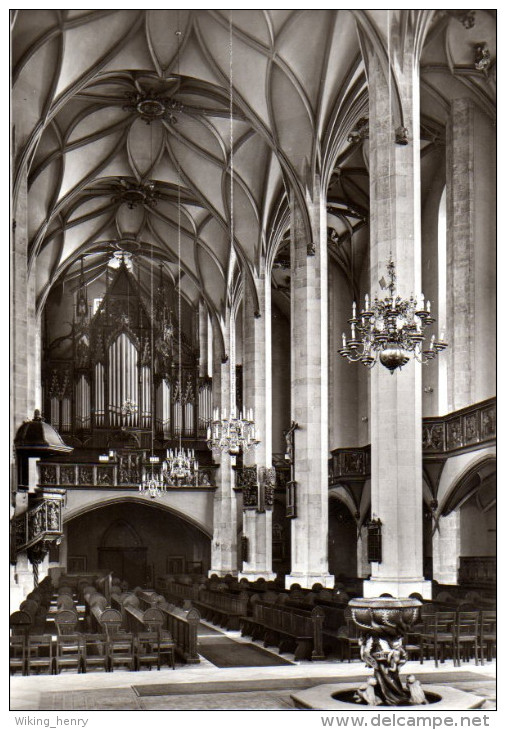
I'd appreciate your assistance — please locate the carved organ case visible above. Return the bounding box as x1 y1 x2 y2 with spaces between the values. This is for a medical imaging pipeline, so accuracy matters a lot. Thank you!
43 260 212 444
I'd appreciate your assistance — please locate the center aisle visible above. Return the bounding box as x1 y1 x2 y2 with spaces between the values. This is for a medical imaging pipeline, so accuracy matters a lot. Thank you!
198 635 293 668
196 620 293 668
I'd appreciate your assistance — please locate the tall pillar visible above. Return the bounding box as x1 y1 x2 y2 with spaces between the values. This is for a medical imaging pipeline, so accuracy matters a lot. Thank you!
432 511 460 585
239 266 276 581
285 184 333 590
11 165 33 444
446 99 474 412
208 312 238 576
446 98 496 411
357 525 370 579
360 17 431 598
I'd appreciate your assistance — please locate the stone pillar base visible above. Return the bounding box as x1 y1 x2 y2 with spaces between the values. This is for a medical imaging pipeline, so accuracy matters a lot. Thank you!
207 569 238 579
363 578 432 600
238 571 276 583
285 573 335 590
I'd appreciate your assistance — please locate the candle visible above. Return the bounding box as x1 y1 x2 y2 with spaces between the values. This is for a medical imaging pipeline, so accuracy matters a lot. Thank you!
352 301 357 318
430 334 435 349
440 330 445 342
426 300 431 313
342 333 346 347
365 294 369 310
351 323 355 339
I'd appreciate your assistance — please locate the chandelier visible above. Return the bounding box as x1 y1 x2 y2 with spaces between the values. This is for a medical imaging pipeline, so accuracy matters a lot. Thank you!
165 448 199 483
338 260 447 372
139 455 166 499
207 408 259 455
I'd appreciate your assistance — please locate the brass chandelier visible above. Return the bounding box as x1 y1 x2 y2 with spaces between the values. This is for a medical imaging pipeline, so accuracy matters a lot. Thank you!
338 260 447 372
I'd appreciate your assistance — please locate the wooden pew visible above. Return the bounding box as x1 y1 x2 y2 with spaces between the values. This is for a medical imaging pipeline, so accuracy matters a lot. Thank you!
241 603 325 660
111 593 140 628
124 605 164 635
192 589 248 629
90 606 122 638
159 580 200 607
132 590 200 664
280 598 346 653
54 609 79 636
157 602 201 664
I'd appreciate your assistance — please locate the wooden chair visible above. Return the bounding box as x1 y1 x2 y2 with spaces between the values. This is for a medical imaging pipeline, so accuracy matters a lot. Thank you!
479 611 496 664
55 634 83 674
10 635 26 675
27 634 54 675
82 634 108 673
455 611 479 666
136 631 161 671
419 611 456 667
108 631 135 671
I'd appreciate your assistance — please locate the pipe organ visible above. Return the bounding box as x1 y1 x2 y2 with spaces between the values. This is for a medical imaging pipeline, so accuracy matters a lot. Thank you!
42 261 213 443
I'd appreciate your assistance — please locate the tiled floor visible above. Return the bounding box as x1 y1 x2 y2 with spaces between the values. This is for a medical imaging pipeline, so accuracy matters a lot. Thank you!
11 622 496 711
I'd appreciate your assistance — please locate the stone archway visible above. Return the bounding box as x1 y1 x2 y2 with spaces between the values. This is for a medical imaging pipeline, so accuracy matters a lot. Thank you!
433 457 496 587
64 499 211 585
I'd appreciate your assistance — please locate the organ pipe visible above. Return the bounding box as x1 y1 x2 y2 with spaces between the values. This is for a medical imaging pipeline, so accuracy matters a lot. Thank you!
108 334 138 427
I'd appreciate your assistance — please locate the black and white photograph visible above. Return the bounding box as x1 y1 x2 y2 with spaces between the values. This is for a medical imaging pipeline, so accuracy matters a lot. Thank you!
9 6 497 721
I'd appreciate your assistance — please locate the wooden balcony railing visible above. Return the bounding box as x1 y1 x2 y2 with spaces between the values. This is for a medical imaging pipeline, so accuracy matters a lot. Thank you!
422 397 495 455
458 556 496 587
37 461 218 489
329 398 496 486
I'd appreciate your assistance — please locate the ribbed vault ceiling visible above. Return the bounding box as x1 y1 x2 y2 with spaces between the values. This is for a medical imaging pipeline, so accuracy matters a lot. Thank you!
11 9 495 319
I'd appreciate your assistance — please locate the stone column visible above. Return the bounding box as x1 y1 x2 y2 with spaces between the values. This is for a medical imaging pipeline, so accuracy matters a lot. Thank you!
432 510 460 585
208 312 238 576
357 524 370 579
285 184 333 590
11 166 33 445
360 21 431 598
446 98 496 411
238 267 276 581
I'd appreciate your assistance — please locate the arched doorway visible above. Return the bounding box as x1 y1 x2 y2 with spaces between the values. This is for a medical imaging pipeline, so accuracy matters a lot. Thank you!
98 519 147 587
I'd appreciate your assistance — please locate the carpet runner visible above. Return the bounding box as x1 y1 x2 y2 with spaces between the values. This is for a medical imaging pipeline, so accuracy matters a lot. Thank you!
196 636 293 668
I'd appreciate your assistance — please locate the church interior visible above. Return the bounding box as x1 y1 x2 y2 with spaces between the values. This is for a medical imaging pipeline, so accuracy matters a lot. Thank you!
10 9 496 712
